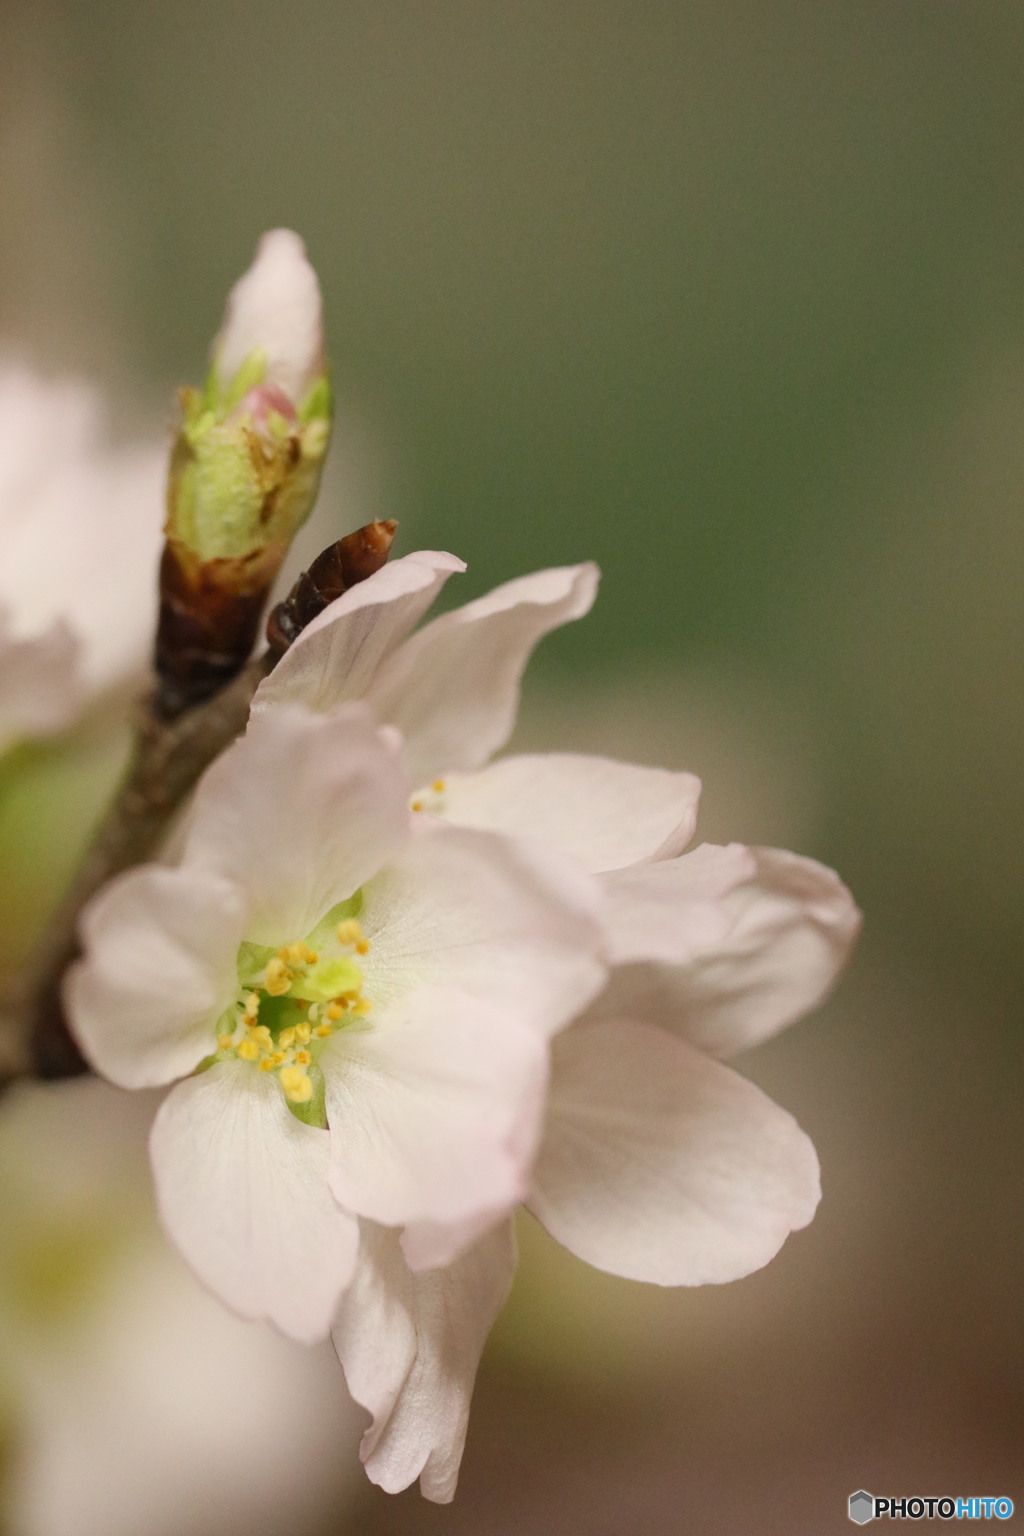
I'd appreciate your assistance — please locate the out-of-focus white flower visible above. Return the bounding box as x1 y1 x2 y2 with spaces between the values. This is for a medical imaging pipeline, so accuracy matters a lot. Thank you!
0 1077 364 1536
250 549 860 1501
67 703 606 1343
0 365 165 753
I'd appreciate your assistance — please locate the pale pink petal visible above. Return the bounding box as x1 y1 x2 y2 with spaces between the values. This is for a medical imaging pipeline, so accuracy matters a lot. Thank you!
529 1017 820 1285
323 986 545 1258
364 563 599 785
150 1062 359 1343
251 550 465 719
0 615 85 751
333 1221 516 1502
599 842 758 965
66 866 245 1089
184 703 410 945
435 753 701 872
592 846 861 1056
359 820 606 1039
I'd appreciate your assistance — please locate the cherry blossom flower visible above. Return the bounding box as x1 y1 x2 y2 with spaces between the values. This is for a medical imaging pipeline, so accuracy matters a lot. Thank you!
66 703 607 1345
0 365 165 752
249 548 859 1501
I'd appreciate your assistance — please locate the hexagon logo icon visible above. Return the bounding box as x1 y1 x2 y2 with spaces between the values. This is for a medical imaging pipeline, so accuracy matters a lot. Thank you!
849 1490 875 1524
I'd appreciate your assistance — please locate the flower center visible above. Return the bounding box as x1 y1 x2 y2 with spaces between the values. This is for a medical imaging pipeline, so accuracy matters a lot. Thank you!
215 914 374 1111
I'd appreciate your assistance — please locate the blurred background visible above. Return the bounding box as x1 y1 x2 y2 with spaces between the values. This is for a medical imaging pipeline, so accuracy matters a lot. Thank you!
0 2 1021 1532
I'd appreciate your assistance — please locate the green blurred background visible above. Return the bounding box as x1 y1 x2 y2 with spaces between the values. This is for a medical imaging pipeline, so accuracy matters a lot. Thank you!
0 3 1021 1532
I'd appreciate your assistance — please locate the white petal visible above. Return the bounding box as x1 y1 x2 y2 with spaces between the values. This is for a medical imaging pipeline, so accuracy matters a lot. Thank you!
323 986 545 1256
214 229 323 403
332 1221 516 1502
0 615 85 752
529 1017 820 1285
359 820 606 1039
66 866 245 1089
364 563 599 785
251 549 465 719
436 752 700 872
599 841 758 965
184 703 410 945
593 845 861 1056
150 1062 359 1343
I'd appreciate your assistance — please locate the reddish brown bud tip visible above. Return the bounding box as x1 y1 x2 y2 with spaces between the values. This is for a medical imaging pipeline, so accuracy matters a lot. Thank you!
265 520 398 660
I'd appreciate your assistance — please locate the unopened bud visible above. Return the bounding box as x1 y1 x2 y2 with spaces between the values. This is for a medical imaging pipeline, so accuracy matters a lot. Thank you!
157 230 333 714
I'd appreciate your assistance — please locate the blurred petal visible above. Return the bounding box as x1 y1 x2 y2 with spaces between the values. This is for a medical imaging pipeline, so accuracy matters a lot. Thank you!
360 821 606 1039
333 1221 516 1503
324 985 545 1257
436 753 701 872
530 1017 820 1285
67 866 245 1089
364 563 599 785
251 550 465 719
0 615 85 752
150 1062 358 1343
184 703 410 945
593 846 861 1055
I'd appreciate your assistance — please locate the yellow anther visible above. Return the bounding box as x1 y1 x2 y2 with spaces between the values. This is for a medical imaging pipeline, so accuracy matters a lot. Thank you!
353 998 373 1016
278 1027 296 1050
279 1065 314 1104
295 1050 311 1066
237 1038 259 1061
296 1022 312 1044
336 919 363 946
315 1023 332 1038
411 800 424 813
217 1034 235 1052
432 779 446 793
258 1058 275 1072
325 1001 344 1021
355 938 371 955
269 1051 286 1067
264 957 291 996
252 1025 273 1049
244 992 260 1016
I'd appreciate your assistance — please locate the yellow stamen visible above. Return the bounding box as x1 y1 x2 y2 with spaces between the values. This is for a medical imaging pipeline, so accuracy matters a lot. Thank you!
296 1022 312 1043
336 919 363 946
432 779 446 793
353 998 373 1016
325 1002 344 1021
279 1065 314 1104
315 1023 332 1038
236 1037 259 1061
295 1050 311 1066
244 992 260 1017
355 938 370 955
278 1027 296 1050
258 1058 275 1072
411 800 424 813
217 1034 235 1051
264 957 291 996
252 1025 273 1049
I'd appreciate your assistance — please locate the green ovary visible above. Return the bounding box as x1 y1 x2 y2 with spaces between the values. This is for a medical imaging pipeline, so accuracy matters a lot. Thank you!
213 897 374 1126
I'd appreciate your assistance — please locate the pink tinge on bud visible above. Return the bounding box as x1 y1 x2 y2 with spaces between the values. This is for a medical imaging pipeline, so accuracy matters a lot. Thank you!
214 229 324 406
230 382 298 432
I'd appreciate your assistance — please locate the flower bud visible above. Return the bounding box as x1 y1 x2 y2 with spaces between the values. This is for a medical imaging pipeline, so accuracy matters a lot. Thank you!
157 231 333 714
